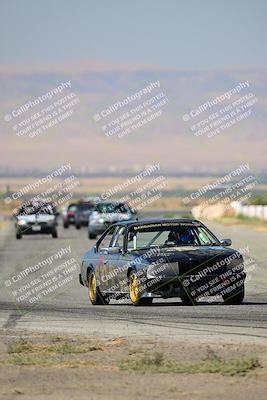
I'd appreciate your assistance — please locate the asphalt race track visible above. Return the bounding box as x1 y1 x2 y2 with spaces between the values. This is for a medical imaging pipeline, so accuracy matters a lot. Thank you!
1 219 267 342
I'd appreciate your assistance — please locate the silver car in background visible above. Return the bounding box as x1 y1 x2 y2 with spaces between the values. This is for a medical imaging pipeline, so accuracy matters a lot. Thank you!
88 202 136 239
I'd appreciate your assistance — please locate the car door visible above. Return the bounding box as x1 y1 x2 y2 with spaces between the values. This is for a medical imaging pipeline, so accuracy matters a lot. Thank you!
99 226 125 293
95 225 117 292
111 226 129 293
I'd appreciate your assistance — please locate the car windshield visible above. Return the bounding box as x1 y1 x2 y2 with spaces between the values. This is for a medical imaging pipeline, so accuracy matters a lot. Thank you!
68 204 77 212
96 203 128 214
77 203 95 212
127 223 219 250
18 204 54 215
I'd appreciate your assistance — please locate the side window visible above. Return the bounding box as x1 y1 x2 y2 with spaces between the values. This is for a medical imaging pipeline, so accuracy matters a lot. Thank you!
97 226 117 251
198 227 214 245
127 230 137 251
112 227 125 249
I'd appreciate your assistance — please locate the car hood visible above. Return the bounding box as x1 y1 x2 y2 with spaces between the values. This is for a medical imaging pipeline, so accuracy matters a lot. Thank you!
135 245 237 258
78 209 93 215
94 213 131 222
156 245 236 258
133 246 242 274
17 214 55 223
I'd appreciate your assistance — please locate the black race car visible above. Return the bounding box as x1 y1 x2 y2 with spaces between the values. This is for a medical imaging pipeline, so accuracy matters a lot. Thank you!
80 218 246 306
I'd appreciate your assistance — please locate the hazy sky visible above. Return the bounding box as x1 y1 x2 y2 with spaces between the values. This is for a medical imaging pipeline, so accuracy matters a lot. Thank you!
1 1 267 173
0 0 266 69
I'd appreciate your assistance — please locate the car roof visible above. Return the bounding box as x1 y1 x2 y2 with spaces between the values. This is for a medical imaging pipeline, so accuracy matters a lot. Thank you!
113 218 201 227
96 201 128 205
76 202 95 208
20 201 54 207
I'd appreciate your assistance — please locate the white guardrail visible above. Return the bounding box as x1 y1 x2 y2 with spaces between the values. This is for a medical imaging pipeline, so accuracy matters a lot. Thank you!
231 201 267 221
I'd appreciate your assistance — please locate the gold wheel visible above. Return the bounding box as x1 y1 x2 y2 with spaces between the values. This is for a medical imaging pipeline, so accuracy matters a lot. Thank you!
129 272 139 303
88 271 109 305
89 272 97 301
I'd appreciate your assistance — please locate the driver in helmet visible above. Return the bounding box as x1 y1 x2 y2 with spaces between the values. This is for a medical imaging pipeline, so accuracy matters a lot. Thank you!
165 229 193 245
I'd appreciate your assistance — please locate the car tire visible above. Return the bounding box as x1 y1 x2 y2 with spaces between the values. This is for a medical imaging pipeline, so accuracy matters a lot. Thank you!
16 232 22 240
63 222 69 229
129 271 152 306
139 298 153 306
180 293 197 306
89 232 97 239
222 285 245 305
88 271 109 305
76 224 81 230
52 229 58 238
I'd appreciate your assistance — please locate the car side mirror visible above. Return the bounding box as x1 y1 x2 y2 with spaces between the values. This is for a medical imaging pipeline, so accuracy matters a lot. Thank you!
107 247 121 255
220 238 232 247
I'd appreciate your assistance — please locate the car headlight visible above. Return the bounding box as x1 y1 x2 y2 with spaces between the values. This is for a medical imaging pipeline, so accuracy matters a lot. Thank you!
90 216 105 224
90 211 99 223
18 219 26 226
226 258 244 271
147 262 178 279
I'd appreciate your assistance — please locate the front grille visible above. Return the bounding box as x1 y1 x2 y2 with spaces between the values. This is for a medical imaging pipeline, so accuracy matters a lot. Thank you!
27 222 48 226
179 256 227 277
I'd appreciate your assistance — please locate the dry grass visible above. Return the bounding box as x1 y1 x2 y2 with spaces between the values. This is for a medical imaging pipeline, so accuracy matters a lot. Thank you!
216 215 267 230
120 349 261 376
1 337 104 367
0 335 263 376
8 337 103 355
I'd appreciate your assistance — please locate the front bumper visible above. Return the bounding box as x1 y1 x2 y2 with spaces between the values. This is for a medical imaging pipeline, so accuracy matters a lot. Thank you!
67 216 75 224
17 224 55 235
146 270 246 298
76 218 89 226
89 222 112 235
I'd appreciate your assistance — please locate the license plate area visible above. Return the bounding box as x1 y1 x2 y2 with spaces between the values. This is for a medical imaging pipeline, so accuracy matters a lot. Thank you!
32 225 41 231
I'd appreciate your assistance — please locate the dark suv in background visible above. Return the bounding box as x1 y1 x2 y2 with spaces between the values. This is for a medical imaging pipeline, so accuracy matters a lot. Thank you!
74 200 97 229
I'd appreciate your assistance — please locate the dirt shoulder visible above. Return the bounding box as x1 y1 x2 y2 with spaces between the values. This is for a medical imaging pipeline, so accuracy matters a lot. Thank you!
0 328 267 400
215 216 267 232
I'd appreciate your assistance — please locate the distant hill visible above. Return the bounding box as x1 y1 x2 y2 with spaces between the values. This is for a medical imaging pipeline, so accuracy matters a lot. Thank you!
0 60 266 172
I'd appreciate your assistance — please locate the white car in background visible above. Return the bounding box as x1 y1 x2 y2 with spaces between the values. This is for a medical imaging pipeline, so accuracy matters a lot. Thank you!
88 202 136 239
15 201 58 239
